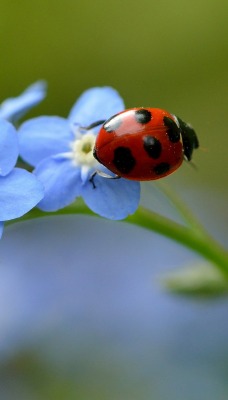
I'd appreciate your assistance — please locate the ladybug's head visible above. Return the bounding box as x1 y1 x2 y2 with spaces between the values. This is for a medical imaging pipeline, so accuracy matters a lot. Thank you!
177 117 199 161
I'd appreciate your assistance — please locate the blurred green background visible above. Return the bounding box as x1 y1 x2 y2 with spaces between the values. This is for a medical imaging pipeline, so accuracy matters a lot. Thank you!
1 1 228 399
1 0 228 196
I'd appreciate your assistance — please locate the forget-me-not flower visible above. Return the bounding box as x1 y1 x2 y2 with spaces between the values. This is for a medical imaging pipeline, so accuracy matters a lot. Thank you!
0 119 44 237
18 87 140 219
0 81 47 237
0 81 47 123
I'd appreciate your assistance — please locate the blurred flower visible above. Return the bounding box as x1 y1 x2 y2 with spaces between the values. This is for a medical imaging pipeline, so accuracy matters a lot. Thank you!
0 81 47 123
0 119 44 238
1 213 228 400
18 87 140 219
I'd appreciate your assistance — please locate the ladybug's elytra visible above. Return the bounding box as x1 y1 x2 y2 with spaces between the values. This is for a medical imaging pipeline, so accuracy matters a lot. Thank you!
92 108 199 181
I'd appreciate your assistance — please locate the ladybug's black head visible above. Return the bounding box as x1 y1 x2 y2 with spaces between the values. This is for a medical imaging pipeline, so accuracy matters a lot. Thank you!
177 117 199 161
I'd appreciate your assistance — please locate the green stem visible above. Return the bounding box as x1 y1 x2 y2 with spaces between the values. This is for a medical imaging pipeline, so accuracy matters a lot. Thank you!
7 201 228 277
126 206 228 276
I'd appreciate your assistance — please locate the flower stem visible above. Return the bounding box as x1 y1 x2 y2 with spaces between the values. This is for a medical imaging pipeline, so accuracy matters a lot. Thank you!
7 201 228 277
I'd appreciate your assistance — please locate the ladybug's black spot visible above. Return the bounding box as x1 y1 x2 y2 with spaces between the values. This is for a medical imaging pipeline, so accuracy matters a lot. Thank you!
163 116 180 143
113 147 136 174
143 135 162 159
103 114 122 133
135 109 152 124
153 162 170 175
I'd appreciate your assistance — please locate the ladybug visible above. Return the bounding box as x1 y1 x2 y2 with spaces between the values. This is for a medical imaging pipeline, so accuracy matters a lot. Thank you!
92 108 199 181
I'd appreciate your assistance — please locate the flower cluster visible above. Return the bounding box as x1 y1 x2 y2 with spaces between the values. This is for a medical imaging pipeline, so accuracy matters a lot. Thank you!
0 83 140 237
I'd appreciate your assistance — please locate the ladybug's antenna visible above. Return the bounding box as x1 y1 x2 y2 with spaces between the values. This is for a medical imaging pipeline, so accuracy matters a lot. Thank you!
81 120 106 130
198 145 208 153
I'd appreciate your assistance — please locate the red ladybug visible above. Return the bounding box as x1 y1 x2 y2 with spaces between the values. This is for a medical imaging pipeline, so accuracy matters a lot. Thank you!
92 108 199 181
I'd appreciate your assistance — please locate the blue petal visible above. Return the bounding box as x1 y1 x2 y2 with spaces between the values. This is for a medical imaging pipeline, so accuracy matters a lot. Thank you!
0 81 47 123
0 222 3 238
81 176 140 220
18 116 73 167
0 119 18 176
68 87 125 128
34 155 82 211
0 168 44 221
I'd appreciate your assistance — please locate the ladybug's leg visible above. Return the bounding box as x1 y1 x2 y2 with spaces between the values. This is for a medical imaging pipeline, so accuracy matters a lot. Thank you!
184 158 198 170
96 171 121 180
89 170 121 189
81 120 106 130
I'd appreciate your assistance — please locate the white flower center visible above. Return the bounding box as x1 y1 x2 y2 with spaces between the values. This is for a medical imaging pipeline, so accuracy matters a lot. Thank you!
70 131 98 168
65 127 101 183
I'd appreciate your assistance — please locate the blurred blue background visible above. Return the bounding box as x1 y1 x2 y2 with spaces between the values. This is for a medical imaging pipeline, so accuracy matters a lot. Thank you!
1 215 228 400
1 0 228 398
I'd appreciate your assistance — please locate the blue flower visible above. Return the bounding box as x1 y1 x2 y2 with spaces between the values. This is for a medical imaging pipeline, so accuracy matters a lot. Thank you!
0 118 44 237
18 87 140 220
0 81 47 237
0 80 47 123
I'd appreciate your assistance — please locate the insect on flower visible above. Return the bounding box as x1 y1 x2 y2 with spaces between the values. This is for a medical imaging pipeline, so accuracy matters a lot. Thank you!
89 108 199 185
18 87 140 220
